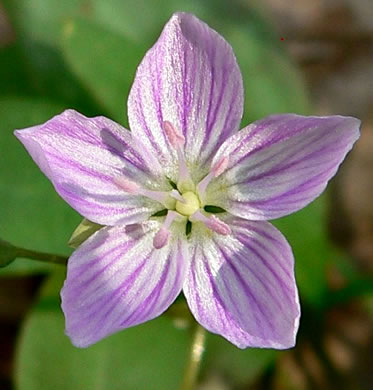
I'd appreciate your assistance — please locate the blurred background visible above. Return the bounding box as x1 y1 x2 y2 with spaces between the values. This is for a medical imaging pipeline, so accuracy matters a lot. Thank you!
0 0 372 389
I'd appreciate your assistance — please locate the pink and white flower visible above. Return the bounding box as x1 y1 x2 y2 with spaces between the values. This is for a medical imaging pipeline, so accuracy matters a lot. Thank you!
15 13 360 349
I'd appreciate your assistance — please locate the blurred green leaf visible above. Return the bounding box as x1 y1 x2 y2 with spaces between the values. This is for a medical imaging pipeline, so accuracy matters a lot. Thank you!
222 24 310 124
61 18 146 124
204 333 276 386
273 195 333 306
16 272 190 390
91 0 208 44
91 0 171 44
0 97 80 274
324 277 373 308
89 0 275 47
3 0 100 113
0 44 33 97
3 0 80 45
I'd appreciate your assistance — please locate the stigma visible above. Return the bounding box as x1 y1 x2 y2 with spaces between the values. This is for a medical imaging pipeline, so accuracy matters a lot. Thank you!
175 191 200 216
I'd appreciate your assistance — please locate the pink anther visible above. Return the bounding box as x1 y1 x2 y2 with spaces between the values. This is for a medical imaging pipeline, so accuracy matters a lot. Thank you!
190 210 231 236
211 156 229 177
113 177 140 194
153 227 170 249
163 121 185 149
205 215 231 235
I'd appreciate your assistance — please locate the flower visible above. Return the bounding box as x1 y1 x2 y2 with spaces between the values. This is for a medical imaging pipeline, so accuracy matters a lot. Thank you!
15 12 360 349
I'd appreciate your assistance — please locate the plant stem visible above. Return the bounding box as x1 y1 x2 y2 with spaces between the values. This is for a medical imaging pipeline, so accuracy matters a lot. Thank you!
16 247 68 266
180 322 206 390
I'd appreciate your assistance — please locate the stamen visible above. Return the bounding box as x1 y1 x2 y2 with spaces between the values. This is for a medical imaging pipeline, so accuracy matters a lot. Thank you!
153 210 178 249
197 156 229 203
163 121 185 148
190 210 231 236
113 177 140 194
153 227 170 249
196 173 213 201
163 121 194 192
176 147 194 192
211 156 229 177
206 215 231 235
169 189 186 203
113 177 176 209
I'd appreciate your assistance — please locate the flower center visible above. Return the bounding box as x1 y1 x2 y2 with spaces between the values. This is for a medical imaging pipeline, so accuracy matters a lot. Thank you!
175 191 200 216
114 121 232 249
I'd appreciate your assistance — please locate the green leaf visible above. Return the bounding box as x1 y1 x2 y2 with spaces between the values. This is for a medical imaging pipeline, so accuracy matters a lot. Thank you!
324 277 373 308
273 195 333 306
0 97 80 274
91 0 175 44
204 333 276 386
3 0 100 112
89 0 270 47
221 24 310 124
3 0 80 45
0 239 18 267
0 44 33 97
16 272 190 390
61 18 146 124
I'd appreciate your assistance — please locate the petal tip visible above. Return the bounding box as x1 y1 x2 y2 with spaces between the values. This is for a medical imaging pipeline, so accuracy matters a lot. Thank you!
13 128 23 138
64 331 90 349
14 125 37 140
343 115 362 138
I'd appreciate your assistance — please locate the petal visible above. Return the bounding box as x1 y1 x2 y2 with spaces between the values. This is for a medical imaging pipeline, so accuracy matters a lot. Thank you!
61 220 189 347
208 114 360 220
128 12 243 175
183 217 300 349
15 110 167 226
